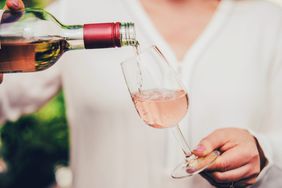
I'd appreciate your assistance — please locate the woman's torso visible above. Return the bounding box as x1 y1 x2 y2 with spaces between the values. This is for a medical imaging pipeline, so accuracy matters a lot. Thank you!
51 0 282 187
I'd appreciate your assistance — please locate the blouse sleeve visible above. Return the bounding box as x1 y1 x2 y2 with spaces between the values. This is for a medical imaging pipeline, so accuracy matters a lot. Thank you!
250 20 282 184
0 63 62 124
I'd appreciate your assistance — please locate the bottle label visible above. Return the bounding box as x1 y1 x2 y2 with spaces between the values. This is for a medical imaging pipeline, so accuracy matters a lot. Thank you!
0 10 3 50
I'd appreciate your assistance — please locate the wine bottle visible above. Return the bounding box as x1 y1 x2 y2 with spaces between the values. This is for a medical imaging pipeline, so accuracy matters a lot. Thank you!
0 8 137 73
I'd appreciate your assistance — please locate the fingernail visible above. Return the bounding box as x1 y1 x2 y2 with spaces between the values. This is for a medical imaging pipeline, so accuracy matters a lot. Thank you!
11 0 19 9
193 145 206 152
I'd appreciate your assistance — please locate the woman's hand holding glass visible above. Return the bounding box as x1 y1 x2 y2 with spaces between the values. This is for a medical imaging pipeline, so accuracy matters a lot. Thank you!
195 128 267 187
121 46 219 178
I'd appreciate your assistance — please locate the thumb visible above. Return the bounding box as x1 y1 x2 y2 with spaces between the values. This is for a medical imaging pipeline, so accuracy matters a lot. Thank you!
193 129 227 157
5 0 25 10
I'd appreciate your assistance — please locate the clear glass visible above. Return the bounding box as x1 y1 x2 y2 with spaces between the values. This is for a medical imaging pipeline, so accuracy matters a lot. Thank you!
121 46 219 178
120 23 138 47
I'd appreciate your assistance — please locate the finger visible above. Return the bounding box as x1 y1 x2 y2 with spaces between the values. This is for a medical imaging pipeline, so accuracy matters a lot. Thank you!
193 129 230 157
5 0 25 10
2 0 24 23
0 74 3 84
206 146 249 172
210 163 259 183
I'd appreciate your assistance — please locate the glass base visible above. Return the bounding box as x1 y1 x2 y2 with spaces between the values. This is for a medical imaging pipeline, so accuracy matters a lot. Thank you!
171 150 220 179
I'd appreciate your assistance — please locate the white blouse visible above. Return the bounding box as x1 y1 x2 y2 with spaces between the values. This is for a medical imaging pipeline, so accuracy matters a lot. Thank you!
1 0 282 187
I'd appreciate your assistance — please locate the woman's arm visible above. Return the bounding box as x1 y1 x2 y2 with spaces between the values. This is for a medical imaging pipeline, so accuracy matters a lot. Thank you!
194 19 282 188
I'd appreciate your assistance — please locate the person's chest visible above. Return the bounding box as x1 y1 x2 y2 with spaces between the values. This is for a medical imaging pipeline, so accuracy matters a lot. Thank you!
59 0 273 127
139 0 220 61
179 24 272 144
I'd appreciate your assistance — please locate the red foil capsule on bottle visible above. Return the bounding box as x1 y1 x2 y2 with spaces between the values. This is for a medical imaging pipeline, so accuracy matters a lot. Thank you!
83 22 121 49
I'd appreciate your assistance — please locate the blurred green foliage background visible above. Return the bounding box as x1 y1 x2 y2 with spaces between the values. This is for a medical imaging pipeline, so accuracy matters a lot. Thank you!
0 1 69 188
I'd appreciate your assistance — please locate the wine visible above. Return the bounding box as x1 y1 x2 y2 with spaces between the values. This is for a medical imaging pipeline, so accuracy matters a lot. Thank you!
122 46 219 178
133 42 143 92
0 8 137 73
132 89 188 128
0 37 68 73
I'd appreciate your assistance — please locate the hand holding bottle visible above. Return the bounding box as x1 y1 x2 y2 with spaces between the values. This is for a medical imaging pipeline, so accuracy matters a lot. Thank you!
0 0 25 83
4 0 24 10
0 5 136 75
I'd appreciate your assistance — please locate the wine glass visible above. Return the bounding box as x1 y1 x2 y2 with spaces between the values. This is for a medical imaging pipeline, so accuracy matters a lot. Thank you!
121 45 219 178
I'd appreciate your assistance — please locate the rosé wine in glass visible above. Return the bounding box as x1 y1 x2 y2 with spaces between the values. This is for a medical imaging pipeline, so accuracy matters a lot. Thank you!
121 45 219 178
132 89 188 128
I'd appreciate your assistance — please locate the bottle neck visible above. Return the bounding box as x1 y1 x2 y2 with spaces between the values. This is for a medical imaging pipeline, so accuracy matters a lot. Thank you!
63 22 137 50
120 23 137 47
62 25 84 50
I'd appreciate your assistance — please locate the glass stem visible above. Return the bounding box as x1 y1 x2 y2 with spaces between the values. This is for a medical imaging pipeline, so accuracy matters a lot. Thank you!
171 125 192 157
